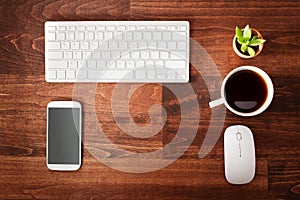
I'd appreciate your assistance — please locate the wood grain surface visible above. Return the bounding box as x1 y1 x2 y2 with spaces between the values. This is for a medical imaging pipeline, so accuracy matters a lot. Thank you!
0 0 299 199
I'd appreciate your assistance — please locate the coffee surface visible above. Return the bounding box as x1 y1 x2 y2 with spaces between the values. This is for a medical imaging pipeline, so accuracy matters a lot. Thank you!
225 70 268 113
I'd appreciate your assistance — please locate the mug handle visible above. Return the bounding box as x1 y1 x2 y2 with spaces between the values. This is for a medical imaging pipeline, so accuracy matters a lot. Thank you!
209 98 225 108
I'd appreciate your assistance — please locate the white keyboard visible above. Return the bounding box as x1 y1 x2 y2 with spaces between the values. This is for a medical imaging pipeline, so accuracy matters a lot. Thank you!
45 21 189 83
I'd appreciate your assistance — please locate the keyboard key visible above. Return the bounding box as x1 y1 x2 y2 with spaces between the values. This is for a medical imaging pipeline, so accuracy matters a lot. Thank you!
148 42 157 48
136 61 144 68
167 70 176 79
163 32 171 40
83 51 91 59
105 32 113 40
129 42 137 49
64 52 72 59
87 26 96 31
114 32 122 40
47 26 56 31
116 60 125 68
133 32 142 40
67 32 75 40
107 26 115 31
165 61 186 69
97 61 106 68
153 32 161 40
121 51 130 59
57 71 66 79
167 42 176 49
102 51 110 59
117 26 126 31
80 42 89 49
137 25 146 30
160 51 169 59
108 61 115 68
138 41 147 49
75 32 84 40
99 42 108 49
48 71 56 79
78 61 86 68
68 61 77 68
85 32 94 40
145 61 154 68
173 32 187 40
141 51 150 59
77 26 85 31
62 42 70 49
57 26 66 31
73 51 82 59
77 71 87 79
97 26 105 31
95 32 103 39
157 26 166 30
67 26 75 31
167 26 176 31
92 51 101 59
57 32 65 40
87 61 97 68
125 32 132 40
170 51 187 60
48 61 67 69
90 42 98 49
178 25 187 31
143 32 151 40
148 25 155 30
111 51 120 58
128 26 135 31
109 41 118 49
150 51 159 59
147 71 155 79
119 41 127 49
48 42 60 49
67 70 76 79
131 52 139 59
155 61 164 68
126 61 135 68
158 42 166 49
48 33 56 40
136 71 146 79
88 70 134 80
177 42 186 49
71 42 80 49
48 52 63 59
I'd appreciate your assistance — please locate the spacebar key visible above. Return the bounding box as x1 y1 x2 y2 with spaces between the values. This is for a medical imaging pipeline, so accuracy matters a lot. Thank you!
88 70 134 80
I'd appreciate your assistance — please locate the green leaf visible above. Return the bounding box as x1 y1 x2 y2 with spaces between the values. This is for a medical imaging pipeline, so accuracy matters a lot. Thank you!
236 26 243 39
243 24 252 40
237 37 247 45
251 35 257 40
247 46 256 56
249 39 266 46
241 44 248 53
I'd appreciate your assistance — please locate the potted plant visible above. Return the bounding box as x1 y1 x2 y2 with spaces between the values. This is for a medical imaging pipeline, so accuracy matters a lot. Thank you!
233 24 266 58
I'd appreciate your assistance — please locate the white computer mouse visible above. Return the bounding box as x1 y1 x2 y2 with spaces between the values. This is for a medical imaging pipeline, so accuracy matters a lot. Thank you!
224 125 256 184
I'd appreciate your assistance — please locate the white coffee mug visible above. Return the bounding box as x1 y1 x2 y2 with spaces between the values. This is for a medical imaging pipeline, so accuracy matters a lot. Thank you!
209 66 274 117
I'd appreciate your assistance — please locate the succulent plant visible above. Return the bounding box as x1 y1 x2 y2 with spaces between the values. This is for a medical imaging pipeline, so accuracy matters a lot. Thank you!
235 25 266 57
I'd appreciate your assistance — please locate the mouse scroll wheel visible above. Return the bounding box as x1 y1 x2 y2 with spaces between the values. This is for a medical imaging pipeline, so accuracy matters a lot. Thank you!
236 132 242 140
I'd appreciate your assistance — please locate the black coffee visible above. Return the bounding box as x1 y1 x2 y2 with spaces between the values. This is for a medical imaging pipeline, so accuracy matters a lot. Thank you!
225 70 268 113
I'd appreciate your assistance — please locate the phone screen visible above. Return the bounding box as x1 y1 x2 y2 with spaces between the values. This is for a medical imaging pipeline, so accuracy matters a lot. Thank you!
48 108 80 164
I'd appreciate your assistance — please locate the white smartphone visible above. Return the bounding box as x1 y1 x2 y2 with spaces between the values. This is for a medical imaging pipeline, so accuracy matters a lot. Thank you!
46 101 82 171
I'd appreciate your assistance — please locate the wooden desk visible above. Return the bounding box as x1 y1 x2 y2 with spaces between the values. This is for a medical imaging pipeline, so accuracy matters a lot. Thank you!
0 0 299 199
